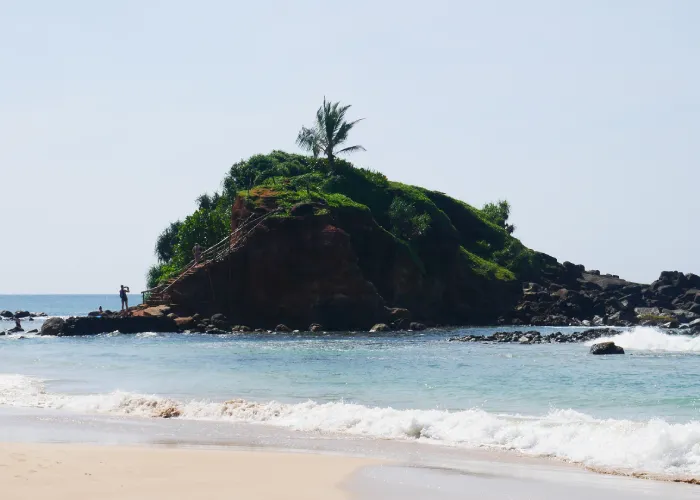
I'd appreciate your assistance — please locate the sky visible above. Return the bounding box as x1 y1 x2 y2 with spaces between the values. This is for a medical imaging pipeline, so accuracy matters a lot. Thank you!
1 0 698 293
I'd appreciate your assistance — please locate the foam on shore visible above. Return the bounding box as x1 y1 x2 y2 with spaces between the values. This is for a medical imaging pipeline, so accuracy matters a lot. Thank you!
1 373 699 479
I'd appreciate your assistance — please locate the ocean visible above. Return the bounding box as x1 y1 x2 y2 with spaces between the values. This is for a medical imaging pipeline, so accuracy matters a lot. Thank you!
1 295 700 483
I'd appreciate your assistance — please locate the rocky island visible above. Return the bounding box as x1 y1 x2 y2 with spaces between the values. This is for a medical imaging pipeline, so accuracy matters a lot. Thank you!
121 150 698 335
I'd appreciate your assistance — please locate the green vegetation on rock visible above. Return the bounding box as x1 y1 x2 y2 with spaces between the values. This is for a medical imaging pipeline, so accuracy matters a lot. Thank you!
147 150 542 290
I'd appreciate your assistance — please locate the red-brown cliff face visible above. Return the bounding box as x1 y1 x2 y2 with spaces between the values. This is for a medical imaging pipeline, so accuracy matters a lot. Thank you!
170 210 388 329
167 198 521 330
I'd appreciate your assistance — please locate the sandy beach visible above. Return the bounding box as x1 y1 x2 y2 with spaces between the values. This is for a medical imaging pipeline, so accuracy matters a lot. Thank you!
0 443 376 500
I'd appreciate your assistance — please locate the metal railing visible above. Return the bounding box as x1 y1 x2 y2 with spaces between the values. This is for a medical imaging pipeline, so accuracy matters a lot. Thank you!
141 209 281 304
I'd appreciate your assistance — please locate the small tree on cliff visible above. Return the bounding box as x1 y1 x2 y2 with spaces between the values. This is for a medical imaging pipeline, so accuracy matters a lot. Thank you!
482 200 515 234
296 98 365 166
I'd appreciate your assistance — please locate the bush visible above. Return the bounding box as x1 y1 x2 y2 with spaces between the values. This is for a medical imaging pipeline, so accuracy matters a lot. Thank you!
146 262 181 289
388 198 431 241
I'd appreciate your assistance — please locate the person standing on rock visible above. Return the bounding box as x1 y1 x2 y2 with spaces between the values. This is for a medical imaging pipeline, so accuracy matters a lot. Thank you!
193 243 202 264
119 285 130 312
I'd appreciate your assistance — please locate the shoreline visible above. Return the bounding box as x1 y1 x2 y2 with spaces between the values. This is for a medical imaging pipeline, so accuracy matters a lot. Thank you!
1 439 698 500
1 405 699 490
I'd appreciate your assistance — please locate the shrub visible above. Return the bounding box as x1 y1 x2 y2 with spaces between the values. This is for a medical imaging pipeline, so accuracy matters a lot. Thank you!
146 262 181 289
388 197 431 241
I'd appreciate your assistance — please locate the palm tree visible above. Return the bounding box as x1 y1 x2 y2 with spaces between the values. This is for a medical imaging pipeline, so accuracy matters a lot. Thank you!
296 98 365 165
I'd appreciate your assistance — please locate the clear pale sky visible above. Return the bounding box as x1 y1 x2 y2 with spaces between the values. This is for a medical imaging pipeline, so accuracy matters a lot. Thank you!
1 1 698 293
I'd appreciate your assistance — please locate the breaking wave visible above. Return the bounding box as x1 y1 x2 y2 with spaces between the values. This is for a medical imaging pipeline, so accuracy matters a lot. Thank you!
586 326 700 353
1 374 699 478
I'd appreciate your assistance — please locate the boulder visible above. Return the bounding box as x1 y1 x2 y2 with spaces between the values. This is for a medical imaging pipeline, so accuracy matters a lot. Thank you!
174 316 195 328
210 313 229 328
275 324 291 332
370 323 391 332
7 326 24 333
0 310 13 318
40 317 65 336
143 305 171 318
237 325 252 332
590 342 625 355
388 308 412 322
309 323 324 332
14 310 30 318
26 329 38 334
87 311 102 317
685 273 700 289
409 322 427 331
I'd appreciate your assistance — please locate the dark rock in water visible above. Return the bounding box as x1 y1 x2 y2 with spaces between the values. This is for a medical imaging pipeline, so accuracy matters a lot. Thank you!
39 316 176 336
370 323 391 332
409 322 427 331
275 324 291 332
0 310 13 318
449 328 622 344
590 342 625 355
309 323 324 332
237 325 252 332
7 326 24 333
40 317 65 336
26 329 38 334
205 328 228 334
210 313 229 328
87 311 101 317
14 311 30 318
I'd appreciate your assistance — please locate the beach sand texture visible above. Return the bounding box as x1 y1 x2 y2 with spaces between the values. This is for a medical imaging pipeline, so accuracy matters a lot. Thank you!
0 443 375 500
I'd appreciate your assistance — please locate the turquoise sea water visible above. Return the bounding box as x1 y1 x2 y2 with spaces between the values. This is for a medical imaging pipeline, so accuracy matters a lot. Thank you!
1 295 700 479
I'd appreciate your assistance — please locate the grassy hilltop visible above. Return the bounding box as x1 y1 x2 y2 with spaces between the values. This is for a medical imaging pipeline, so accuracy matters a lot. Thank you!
149 150 552 292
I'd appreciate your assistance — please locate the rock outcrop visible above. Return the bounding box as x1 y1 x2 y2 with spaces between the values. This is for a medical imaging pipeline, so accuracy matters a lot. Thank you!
505 267 700 329
39 316 176 336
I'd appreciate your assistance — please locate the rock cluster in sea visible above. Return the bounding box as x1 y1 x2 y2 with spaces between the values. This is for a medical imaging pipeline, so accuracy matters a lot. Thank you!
0 310 47 319
449 328 624 344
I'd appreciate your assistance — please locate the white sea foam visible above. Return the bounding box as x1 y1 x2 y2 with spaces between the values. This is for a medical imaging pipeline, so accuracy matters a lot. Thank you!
1 374 699 478
586 326 700 353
